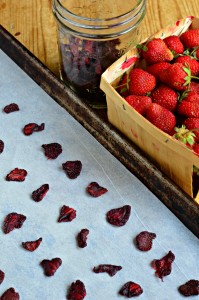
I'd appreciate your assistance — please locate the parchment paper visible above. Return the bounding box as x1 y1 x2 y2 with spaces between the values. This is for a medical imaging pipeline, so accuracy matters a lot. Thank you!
0 50 198 300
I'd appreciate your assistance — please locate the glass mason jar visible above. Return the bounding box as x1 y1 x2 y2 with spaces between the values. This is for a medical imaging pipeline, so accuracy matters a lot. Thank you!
52 0 146 108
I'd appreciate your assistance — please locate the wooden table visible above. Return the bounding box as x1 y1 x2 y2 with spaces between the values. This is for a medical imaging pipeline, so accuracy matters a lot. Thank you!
0 0 199 77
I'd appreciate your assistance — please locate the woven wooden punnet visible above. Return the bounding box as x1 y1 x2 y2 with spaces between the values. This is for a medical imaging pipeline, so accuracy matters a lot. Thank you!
100 16 199 203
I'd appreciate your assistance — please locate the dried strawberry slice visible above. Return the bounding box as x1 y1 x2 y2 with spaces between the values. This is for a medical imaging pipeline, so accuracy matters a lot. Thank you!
23 122 45 135
42 143 62 159
3 212 26 234
62 160 82 179
3 103 19 113
178 279 199 297
22 237 42 252
6 168 27 182
0 139 4 154
1 287 20 300
106 205 131 226
93 264 122 277
40 257 62 276
86 182 108 197
119 281 143 297
57 205 76 222
135 231 156 251
77 229 89 248
32 184 49 202
67 280 86 300
0 270 5 284
151 250 175 280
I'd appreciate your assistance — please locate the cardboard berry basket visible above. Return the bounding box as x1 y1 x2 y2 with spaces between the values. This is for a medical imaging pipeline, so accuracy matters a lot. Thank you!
100 16 199 203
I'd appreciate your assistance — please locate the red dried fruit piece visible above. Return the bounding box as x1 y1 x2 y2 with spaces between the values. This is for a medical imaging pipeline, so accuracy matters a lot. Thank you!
58 205 76 223
0 270 5 284
40 257 62 276
32 184 49 202
67 280 86 300
6 168 27 182
22 237 42 252
0 139 4 154
3 212 26 234
135 231 156 251
3 103 19 113
151 250 175 281
77 229 89 248
1 287 20 300
93 264 122 277
119 281 143 297
23 122 45 136
42 143 62 159
178 279 199 297
106 205 131 227
86 182 108 197
62 160 82 179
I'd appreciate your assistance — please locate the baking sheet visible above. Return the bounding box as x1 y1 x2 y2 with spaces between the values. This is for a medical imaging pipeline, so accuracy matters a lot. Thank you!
0 50 198 299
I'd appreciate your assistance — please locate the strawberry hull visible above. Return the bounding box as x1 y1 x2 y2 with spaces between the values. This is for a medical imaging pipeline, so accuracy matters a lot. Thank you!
100 16 199 202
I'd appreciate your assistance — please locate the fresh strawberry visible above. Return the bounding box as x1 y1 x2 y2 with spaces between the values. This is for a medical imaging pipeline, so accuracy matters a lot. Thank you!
125 95 152 115
146 103 176 133
141 38 174 64
181 91 199 103
174 55 199 76
129 68 156 95
173 125 196 147
180 29 199 49
177 100 199 117
189 81 199 94
146 62 170 81
164 35 184 55
151 84 178 111
183 117 199 142
193 143 199 155
116 73 129 97
159 63 192 91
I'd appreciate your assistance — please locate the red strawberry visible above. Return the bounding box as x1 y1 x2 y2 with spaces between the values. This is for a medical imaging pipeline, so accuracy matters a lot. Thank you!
125 95 152 115
146 62 170 81
129 68 156 95
151 84 178 111
117 73 129 97
177 101 199 117
180 29 199 49
183 118 199 142
164 35 184 55
146 103 176 133
141 38 174 64
182 91 199 103
135 231 156 251
159 63 192 91
193 143 199 155
1 288 20 300
175 55 199 76
189 81 199 94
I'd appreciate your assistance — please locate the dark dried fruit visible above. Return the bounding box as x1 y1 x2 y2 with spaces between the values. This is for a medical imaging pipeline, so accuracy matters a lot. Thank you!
93 264 122 277
77 229 89 248
40 258 62 276
0 139 4 154
106 205 131 227
119 281 143 297
151 250 175 280
67 280 86 300
62 160 82 179
1 287 20 300
3 212 26 234
22 237 42 252
86 182 108 197
57 205 76 222
23 122 45 136
0 270 5 284
42 143 62 159
135 231 156 251
3 103 19 113
6 168 27 182
179 279 199 297
32 184 49 202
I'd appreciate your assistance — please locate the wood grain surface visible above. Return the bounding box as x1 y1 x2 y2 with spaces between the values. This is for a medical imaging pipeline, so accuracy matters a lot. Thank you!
0 0 199 76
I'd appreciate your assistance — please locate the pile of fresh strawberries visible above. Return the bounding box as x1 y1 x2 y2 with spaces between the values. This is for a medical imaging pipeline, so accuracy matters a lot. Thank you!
117 28 199 156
